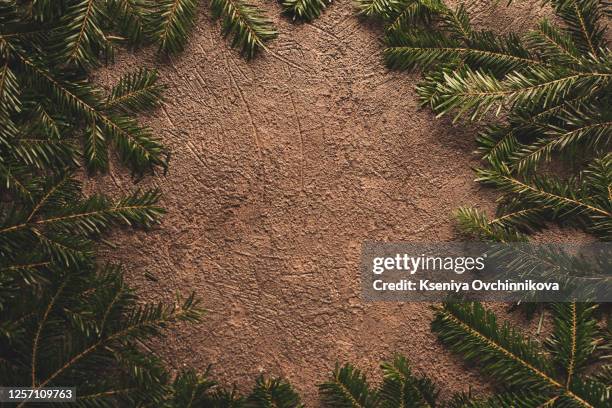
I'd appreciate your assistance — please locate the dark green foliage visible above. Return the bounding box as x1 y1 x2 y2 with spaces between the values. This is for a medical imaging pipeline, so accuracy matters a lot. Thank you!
165 369 219 407
50 0 112 68
0 2 170 175
144 0 287 57
355 0 442 26
107 0 150 45
280 0 330 22
319 356 443 407
149 0 200 54
1 1 191 404
552 0 608 57
1 264 202 405
161 371 303 407
360 0 611 242
379 355 439 407
472 156 611 240
246 376 303 408
0 175 164 270
106 67 165 113
432 302 610 407
210 0 278 59
319 363 378 407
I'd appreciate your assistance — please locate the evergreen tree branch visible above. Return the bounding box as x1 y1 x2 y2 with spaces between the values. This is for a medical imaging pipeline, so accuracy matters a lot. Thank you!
455 207 530 242
547 303 600 388
246 376 303 408
432 302 596 407
429 67 611 121
149 0 199 55
28 294 201 394
105 68 165 113
83 121 108 172
527 19 584 67
280 0 330 22
18 54 168 173
475 165 611 219
385 0 441 33
355 0 401 19
0 63 20 116
510 120 611 174
31 278 68 387
552 0 608 57
379 355 439 407
25 173 76 223
52 0 110 67
319 363 377 408
107 0 149 45
210 0 277 59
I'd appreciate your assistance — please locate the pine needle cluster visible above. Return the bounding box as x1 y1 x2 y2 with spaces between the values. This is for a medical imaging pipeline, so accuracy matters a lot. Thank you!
358 0 611 241
280 0 332 22
431 302 610 407
0 2 205 404
318 302 610 407
319 355 443 407
163 372 304 407
210 0 277 59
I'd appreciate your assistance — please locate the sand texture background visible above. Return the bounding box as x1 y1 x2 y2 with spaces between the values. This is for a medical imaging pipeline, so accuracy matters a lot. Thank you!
91 1 554 404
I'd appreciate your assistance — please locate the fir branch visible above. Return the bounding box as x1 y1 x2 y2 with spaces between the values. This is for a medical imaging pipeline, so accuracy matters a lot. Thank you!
547 303 600 388
25 173 79 223
432 302 596 406
510 119 611 174
18 54 168 173
385 0 441 32
0 161 34 200
379 355 439 407
28 292 202 393
455 206 530 242
437 2 471 42
18 53 104 123
429 67 611 121
83 121 108 172
107 0 150 45
30 189 165 233
31 278 68 386
51 0 110 67
280 0 330 22
527 19 584 68
12 137 78 170
149 0 200 55
27 0 66 22
27 104 64 140
319 363 378 408
31 228 93 267
582 153 612 209
210 0 278 59
476 124 520 163
106 115 168 174
492 198 551 233
105 68 165 113
551 0 608 57
354 0 401 19
246 376 303 408
165 368 217 407
0 63 21 116
475 164 611 220
385 29 541 75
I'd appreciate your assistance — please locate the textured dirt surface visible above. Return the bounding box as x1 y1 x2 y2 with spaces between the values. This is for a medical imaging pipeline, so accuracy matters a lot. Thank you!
93 1 554 404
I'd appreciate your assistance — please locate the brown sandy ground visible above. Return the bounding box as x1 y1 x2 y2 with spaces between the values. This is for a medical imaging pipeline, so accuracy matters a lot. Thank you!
89 0 559 404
